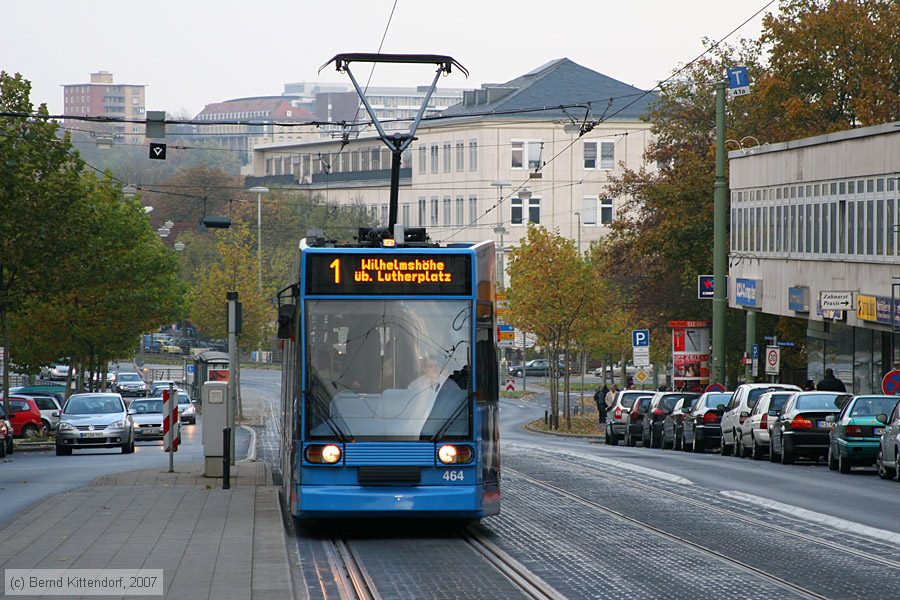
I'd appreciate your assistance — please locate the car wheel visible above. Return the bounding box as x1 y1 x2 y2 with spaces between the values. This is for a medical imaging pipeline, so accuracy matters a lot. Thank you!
828 445 838 471
627 432 636 447
751 437 764 461
735 434 744 458
21 424 39 439
515 369 523 378
0 439 6 458
683 432 693 452
122 438 135 454
769 439 779 462
721 438 733 456
781 442 795 465
673 432 682 451
55 445 71 456
877 450 894 480
40 420 51 437
838 451 851 474
895 450 900 483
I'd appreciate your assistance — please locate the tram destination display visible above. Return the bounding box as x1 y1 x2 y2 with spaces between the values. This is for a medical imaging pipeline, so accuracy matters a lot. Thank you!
305 252 472 295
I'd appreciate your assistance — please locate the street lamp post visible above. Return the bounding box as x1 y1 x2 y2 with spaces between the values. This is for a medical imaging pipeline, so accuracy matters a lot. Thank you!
248 186 270 296
490 181 510 288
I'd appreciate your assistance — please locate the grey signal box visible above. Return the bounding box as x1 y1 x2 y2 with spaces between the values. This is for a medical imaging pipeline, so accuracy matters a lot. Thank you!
146 111 166 139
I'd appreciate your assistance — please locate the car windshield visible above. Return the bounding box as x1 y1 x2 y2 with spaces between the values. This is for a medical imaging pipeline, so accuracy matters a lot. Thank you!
795 393 845 411
704 392 733 409
305 299 472 441
661 393 699 411
64 395 122 415
767 393 793 412
118 374 142 383
620 392 644 409
130 400 163 414
177 393 190 405
849 396 899 418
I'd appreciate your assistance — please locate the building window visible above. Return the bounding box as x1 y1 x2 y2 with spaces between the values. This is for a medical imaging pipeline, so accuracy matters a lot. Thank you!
456 196 464 225
371 148 382 171
430 196 439 226
469 195 478 224
600 199 613 224
469 140 477 171
511 140 542 170
443 196 451 224
443 143 451 172
403 203 410 225
418 197 426 226
381 204 388 225
418 146 426 174
455 142 464 172
583 141 616 170
511 196 541 225
581 197 597 225
430 145 438 173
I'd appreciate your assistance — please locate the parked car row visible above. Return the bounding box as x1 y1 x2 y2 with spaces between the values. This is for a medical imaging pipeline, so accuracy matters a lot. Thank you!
605 383 900 479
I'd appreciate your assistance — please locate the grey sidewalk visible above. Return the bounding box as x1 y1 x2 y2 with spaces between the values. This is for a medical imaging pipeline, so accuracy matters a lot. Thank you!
0 461 296 600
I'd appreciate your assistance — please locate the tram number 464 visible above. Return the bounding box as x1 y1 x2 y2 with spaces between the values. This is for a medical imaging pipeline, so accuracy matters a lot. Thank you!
443 470 465 482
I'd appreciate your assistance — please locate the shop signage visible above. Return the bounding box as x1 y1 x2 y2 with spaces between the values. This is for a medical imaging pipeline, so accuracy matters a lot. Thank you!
735 278 763 308
788 286 809 313
855 294 900 326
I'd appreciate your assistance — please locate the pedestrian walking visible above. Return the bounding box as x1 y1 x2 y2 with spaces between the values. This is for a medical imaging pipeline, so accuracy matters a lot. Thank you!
803 379 816 391
816 368 847 392
604 383 618 417
593 386 607 423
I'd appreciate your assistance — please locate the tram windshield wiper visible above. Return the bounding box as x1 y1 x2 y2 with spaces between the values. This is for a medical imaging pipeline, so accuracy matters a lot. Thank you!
307 372 352 443
429 394 472 442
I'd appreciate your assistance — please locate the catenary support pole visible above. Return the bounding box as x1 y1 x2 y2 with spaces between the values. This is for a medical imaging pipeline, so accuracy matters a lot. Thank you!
744 310 756 382
711 81 728 384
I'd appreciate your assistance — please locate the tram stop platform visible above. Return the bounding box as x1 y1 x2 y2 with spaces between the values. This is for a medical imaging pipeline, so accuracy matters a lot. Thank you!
0 461 299 599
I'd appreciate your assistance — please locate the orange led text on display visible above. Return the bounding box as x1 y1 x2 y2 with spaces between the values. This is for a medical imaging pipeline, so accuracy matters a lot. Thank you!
330 258 453 285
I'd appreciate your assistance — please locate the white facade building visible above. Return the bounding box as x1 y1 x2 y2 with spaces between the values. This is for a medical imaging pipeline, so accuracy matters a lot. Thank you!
248 59 657 257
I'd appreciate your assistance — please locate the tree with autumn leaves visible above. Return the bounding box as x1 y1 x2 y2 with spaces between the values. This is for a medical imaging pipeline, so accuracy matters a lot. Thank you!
506 225 593 430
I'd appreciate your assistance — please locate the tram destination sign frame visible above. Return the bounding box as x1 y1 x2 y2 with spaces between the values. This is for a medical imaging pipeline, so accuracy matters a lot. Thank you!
305 252 472 296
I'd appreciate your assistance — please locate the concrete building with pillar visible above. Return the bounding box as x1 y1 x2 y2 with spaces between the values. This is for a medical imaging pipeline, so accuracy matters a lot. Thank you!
728 122 900 393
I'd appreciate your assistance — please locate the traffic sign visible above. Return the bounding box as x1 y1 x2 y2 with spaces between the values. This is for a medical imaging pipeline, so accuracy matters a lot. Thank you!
632 329 650 347
819 291 854 311
633 346 650 367
634 368 650 385
149 143 167 160
765 346 781 375
705 383 726 393
727 66 751 97
882 370 900 395
751 343 759 377
497 324 515 347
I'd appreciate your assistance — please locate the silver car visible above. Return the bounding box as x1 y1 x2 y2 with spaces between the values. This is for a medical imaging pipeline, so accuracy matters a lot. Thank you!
876 398 900 480
114 372 148 398
29 395 63 435
128 398 165 441
55 393 134 455
736 390 795 460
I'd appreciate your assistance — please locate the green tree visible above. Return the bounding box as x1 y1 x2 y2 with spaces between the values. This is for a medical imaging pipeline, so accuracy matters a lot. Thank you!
187 221 272 351
0 72 86 411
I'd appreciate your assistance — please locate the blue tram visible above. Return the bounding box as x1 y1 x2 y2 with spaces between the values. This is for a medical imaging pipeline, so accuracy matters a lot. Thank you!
277 232 500 521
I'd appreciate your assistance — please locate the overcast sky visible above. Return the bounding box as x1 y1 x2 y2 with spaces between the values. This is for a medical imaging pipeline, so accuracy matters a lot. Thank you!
2 0 775 117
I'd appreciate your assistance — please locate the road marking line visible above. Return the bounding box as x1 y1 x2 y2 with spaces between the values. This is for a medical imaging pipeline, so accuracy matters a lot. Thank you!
507 441 694 486
720 490 900 544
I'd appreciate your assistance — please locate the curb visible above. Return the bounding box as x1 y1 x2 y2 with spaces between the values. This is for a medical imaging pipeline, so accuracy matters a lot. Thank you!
12 442 55 452
523 422 602 440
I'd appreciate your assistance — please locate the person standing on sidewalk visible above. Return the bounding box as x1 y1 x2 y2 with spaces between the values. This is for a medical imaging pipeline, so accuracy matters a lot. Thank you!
816 368 847 392
604 383 618 417
594 385 608 424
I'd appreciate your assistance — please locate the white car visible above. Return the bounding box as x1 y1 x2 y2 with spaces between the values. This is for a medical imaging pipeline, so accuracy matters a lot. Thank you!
736 390 796 460
721 383 800 456
40 363 71 381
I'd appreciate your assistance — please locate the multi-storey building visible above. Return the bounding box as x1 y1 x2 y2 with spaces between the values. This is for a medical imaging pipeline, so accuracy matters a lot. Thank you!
247 58 657 261
728 122 900 393
62 71 146 144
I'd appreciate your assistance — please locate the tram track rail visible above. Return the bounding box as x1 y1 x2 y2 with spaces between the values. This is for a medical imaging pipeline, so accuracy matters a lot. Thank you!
527 451 900 570
507 466 829 600
461 527 565 600
322 535 381 600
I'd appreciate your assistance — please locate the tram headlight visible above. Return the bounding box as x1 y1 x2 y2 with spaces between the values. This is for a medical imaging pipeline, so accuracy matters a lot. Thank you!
437 444 473 465
306 444 342 464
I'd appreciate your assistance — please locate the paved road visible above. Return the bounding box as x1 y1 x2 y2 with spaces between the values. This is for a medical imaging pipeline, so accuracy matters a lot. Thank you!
0 416 250 526
501 393 900 535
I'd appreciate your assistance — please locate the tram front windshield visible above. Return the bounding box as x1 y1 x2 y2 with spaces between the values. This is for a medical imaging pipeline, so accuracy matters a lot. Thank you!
305 299 472 441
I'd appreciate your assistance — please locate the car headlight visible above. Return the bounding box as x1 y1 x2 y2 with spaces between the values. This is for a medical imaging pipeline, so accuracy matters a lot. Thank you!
106 420 125 429
57 422 76 432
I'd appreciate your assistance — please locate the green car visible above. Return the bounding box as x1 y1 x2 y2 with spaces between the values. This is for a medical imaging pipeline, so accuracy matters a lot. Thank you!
827 395 900 474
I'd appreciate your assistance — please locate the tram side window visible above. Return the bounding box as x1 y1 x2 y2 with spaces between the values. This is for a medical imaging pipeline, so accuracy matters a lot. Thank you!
475 325 498 404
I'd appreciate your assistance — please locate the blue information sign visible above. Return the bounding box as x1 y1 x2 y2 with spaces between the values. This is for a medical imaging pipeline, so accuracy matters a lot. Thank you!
632 329 650 347
727 67 749 89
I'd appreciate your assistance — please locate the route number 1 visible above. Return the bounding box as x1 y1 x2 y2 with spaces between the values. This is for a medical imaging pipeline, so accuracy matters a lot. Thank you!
329 258 340 284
